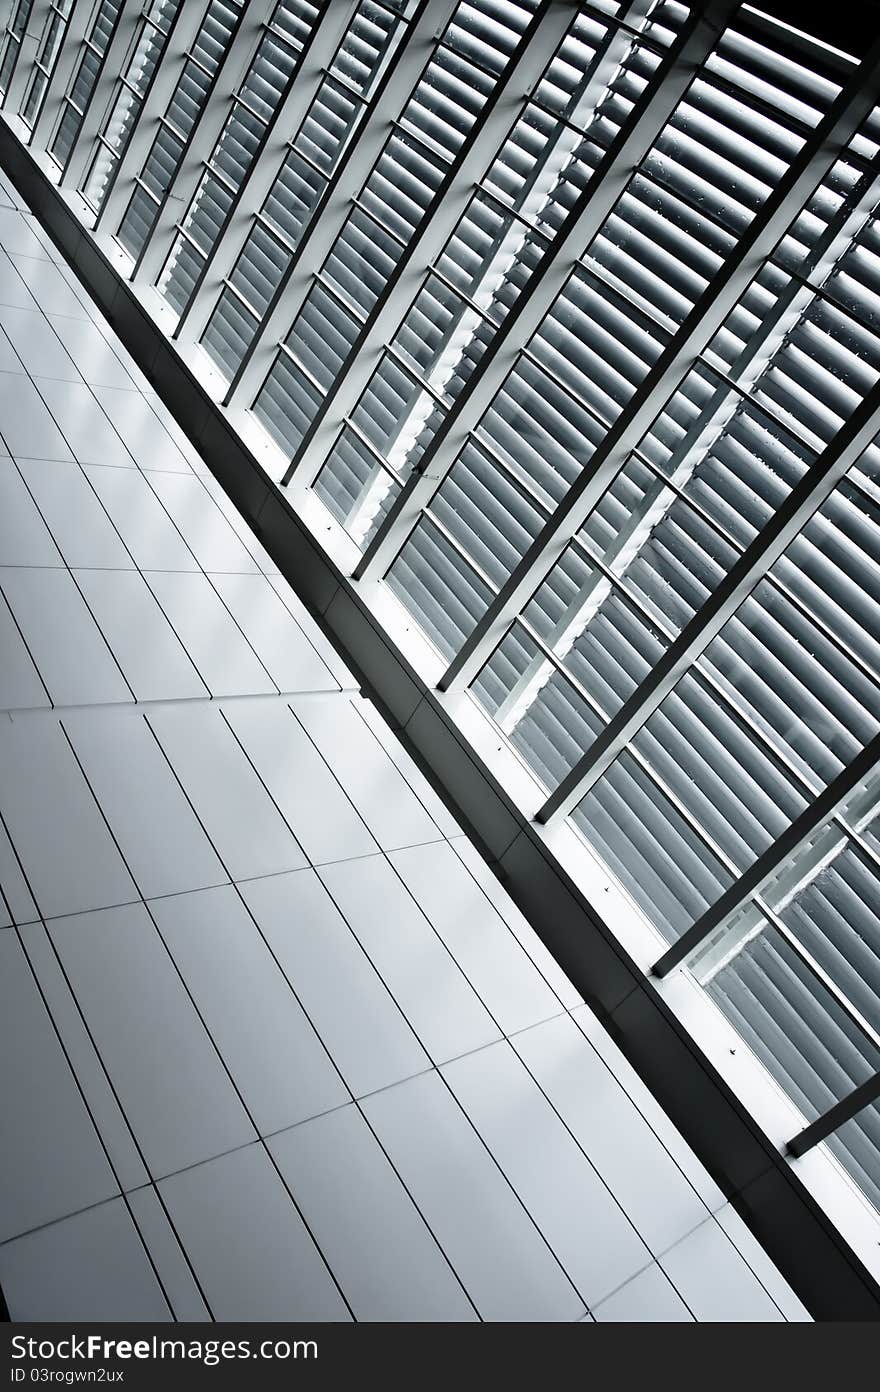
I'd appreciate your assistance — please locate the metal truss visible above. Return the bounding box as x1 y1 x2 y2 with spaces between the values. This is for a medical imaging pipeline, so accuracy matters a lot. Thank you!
277 0 579 487
90 0 210 236
223 0 458 411
431 38 880 699
52 0 141 188
170 0 360 345
350 0 739 582
124 0 270 285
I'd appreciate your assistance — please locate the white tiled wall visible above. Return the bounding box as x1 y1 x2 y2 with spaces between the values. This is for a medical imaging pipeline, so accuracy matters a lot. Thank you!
0 175 810 1323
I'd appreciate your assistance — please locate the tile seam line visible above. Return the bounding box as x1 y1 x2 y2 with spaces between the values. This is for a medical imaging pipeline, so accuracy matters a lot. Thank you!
54 715 359 1324
137 707 484 1321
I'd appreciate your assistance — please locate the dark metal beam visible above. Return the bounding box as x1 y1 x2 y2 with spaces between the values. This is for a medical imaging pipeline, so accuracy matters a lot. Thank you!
788 1073 880 1160
652 731 880 979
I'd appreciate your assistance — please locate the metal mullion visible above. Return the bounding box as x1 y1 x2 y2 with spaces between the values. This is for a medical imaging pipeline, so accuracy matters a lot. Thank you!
497 187 872 749
772 254 880 341
615 722 744 883
499 516 827 811
279 0 580 488
179 48 215 84
4 0 53 115
263 16 301 56
167 216 207 256
429 263 504 331
688 660 825 805
284 139 330 182
128 0 266 286
653 731 880 979
578 0 670 61
631 157 752 249
491 576 656 739
474 181 556 252
847 824 880 876
348 193 411 251
224 0 450 412
354 2 739 587
551 679 740 885
316 64 370 108
442 33 880 698
58 91 82 120
155 107 190 143
787 1072 880 1159
312 268 369 327
338 415 407 488
628 445 752 558
700 356 827 459
252 202 315 259
217 267 264 322
228 89 272 130
387 112 456 172
517 342 617 436
129 171 159 206
430 31 518 92
573 252 680 341
513 612 612 728
759 900 880 1056
28 0 89 148
562 159 880 700
540 376 880 827
677 150 880 474
93 0 213 232
416 507 502 602
383 342 454 410
468 429 556 522
275 336 327 398
505 612 800 858
547 483 880 768
201 153 237 193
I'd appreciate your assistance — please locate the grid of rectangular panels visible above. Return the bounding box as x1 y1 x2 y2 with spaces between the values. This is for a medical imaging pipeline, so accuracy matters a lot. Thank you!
251 0 538 458
48 0 123 171
157 0 323 319
80 0 182 212
115 0 244 261
200 0 409 382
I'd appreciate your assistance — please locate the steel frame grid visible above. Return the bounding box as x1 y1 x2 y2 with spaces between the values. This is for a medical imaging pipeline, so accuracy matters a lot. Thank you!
4 0 880 1289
